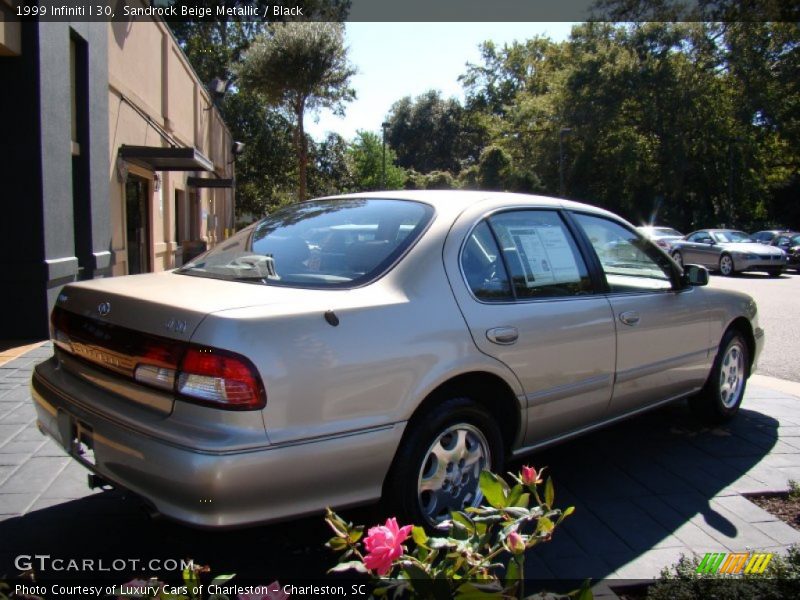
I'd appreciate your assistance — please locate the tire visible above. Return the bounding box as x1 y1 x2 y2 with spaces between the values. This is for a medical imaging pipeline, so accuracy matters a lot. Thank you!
384 397 503 528
672 251 684 268
690 329 749 424
767 269 783 278
719 253 735 276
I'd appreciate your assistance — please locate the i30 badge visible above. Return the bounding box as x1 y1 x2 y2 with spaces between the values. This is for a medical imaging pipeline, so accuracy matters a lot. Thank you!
97 302 111 317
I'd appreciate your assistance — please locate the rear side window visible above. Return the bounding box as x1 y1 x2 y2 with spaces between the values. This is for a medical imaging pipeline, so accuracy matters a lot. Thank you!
489 211 593 299
461 210 593 301
461 221 513 301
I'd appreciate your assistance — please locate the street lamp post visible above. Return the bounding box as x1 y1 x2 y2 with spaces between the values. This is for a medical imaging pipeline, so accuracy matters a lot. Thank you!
381 121 390 190
559 127 572 197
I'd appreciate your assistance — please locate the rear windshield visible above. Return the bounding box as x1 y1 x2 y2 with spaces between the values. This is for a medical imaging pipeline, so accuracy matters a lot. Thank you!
176 198 434 288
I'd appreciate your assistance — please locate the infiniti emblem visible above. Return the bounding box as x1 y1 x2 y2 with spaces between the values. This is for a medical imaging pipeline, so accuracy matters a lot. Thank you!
97 302 111 317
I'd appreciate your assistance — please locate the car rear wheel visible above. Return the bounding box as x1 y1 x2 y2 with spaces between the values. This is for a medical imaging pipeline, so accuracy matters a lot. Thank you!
690 329 749 424
384 397 503 528
672 251 683 268
719 254 735 276
767 268 782 278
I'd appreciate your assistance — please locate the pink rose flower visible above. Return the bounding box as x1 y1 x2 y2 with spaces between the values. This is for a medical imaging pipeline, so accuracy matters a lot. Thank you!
506 531 526 555
520 465 542 486
362 517 413 576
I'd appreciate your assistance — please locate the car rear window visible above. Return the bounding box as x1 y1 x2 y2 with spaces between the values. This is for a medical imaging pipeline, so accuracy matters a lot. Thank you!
177 198 434 288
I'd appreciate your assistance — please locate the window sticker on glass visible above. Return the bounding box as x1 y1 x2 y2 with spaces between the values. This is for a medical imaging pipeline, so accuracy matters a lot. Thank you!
506 226 581 287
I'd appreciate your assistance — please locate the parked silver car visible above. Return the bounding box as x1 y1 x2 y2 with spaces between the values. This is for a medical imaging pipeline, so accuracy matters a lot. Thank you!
636 225 684 252
31 192 763 528
671 229 786 277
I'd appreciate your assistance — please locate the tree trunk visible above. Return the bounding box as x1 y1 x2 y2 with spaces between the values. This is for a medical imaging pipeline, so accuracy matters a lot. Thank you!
295 98 307 202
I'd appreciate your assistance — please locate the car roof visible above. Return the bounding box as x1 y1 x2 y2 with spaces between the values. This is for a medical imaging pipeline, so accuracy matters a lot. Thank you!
316 190 621 221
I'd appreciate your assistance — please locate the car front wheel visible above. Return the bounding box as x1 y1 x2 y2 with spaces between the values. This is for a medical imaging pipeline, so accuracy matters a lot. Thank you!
690 329 749 424
384 397 503 528
719 254 735 276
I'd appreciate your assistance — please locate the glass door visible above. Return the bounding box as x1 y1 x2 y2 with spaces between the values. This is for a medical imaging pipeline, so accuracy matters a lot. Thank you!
125 176 150 274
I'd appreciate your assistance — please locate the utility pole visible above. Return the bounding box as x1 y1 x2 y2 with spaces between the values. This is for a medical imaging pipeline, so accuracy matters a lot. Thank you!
559 127 572 197
381 121 390 189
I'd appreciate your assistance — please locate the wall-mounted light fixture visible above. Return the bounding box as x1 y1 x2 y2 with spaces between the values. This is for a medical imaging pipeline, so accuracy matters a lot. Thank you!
204 77 229 110
153 172 161 192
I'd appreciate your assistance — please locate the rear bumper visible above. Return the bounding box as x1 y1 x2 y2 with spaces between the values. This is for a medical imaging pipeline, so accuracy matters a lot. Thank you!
31 361 404 528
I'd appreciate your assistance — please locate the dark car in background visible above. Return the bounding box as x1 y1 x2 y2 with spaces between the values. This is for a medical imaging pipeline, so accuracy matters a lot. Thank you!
752 230 798 246
671 229 786 277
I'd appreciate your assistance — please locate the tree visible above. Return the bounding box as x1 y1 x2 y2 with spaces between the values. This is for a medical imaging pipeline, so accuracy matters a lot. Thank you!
347 131 406 192
236 22 356 201
384 90 483 173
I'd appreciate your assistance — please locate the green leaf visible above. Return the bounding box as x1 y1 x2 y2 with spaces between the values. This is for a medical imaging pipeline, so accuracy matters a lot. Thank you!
412 525 429 547
325 515 348 538
210 574 236 587
479 471 509 508
348 526 364 544
327 536 349 551
451 511 475 532
507 483 524 507
427 537 452 550
455 582 505 600
544 476 554 508
564 505 575 517
537 516 555 538
402 563 434 597
328 560 369 574
513 492 530 509
568 579 594 600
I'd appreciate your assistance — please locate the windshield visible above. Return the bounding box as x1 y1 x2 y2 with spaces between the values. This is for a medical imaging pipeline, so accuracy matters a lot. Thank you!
712 231 754 243
177 198 434 287
792 235 800 246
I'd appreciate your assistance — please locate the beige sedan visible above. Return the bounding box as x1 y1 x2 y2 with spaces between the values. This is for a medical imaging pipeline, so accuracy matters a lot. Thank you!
31 192 762 528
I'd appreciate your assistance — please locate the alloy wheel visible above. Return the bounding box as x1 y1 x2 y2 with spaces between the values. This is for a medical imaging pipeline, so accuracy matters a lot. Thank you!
719 341 745 408
417 423 490 525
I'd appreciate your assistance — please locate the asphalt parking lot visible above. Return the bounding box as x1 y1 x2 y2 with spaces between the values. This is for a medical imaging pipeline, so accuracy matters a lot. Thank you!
706 269 800 383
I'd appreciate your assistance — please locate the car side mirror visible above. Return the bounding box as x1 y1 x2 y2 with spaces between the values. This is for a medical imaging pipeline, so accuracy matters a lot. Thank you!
682 264 709 287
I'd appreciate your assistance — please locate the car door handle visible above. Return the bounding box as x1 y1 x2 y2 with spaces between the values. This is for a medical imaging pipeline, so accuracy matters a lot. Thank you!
486 327 519 345
619 311 640 326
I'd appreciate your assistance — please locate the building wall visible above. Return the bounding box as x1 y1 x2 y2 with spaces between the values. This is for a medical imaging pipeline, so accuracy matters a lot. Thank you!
0 8 234 338
0 20 110 339
107 12 234 276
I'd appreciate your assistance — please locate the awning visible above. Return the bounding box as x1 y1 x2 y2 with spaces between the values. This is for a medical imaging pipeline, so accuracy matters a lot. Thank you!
119 145 213 172
187 177 234 188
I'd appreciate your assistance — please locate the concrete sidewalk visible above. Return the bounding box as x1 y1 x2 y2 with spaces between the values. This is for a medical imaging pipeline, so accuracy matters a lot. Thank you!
1 343 799 585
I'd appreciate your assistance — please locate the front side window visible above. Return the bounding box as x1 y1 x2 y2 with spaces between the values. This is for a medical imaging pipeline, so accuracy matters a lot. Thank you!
573 213 674 293
688 231 711 243
713 230 754 244
177 199 433 288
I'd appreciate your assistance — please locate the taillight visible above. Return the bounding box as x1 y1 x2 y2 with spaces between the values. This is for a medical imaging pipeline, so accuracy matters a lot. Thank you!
177 347 266 410
52 307 266 411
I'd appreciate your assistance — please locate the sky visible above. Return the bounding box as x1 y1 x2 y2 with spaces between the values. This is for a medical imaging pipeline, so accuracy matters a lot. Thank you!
305 22 577 142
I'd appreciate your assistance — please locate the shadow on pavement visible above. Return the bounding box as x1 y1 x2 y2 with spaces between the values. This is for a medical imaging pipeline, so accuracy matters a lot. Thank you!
0 400 778 585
